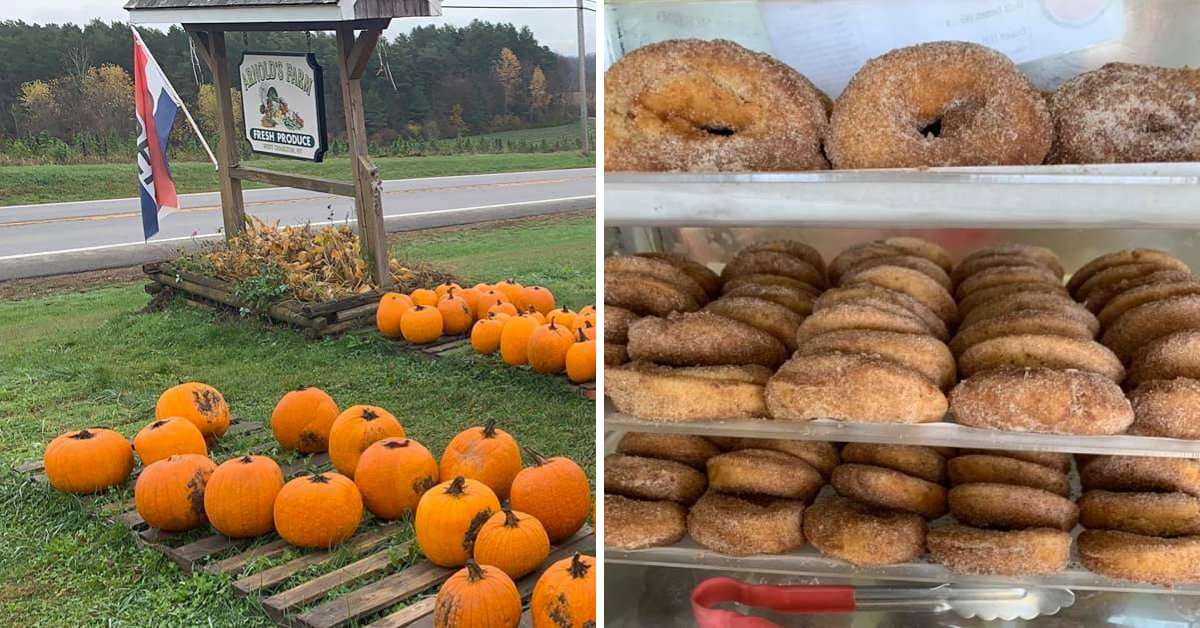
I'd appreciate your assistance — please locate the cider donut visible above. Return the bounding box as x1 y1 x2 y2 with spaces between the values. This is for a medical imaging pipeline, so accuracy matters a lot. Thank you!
605 362 770 422
1098 280 1200 329
1083 269 1193 314
605 306 638 344
605 271 699 316
949 367 1133 435
840 443 946 483
827 241 912 284
1077 262 1193 303
1048 63 1200 165
1078 530 1200 585
844 265 958 325
954 265 1062 301
952 254 1064 286
957 282 1068 319
879 237 953 273
766 353 948 424
635 252 721 298
831 463 947 519
720 283 814 316
948 483 1078 531
1130 378 1200 439
739 240 826 275
605 38 830 172
1101 294 1200 363
1078 491 1200 537
605 255 709 305
706 449 824 501
721 274 822 299
959 292 1098 334
721 250 827 290
604 494 686 550
627 312 788 368
927 525 1071 576
839 255 953 292
686 491 806 556
815 284 948 340
707 437 840 480
1080 455 1200 496
959 449 1072 474
803 495 927 566
605 343 628 366
959 244 1064 279
604 454 707 504
703 296 804 352
956 334 1125 382
828 41 1051 169
1129 331 1200 386
1069 249 1189 296
947 454 1071 496
795 302 934 343
795 329 956 391
949 309 1095 357
616 432 720 468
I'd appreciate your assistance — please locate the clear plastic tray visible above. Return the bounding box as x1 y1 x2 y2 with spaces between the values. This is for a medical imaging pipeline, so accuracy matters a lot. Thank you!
605 408 1200 458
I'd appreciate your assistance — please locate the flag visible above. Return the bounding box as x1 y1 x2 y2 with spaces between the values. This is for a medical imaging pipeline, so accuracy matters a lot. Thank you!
133 27 181 240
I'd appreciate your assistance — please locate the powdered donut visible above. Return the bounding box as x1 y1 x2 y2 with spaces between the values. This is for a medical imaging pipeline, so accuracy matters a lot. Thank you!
927 525 1071 576
721 273 822 298
1069 249 1189 295
1129 378 1200 439
1048 63 1200 164
1101 294 1200 363
1078 530 1200 585
1129 331 1200 386
795 302 936 343
947 454 1071 496
839 255 953 292
605 255 709 305
605 343 628 366
605 271 699 316
959 292 1098 334
605 306 639 344
739 240 826 275
844 265 958 325
813 287 949 340
840 443 947 483
948 483 1078 531
1080 455 1200 496
627 312 788 368
828 41 1051 168
949 309 1095 357
956 334 1125 382
635 252 722 298
686 491 806 556
958 282 1069 319
703 296 804 351
795 329 956 390
605 361 770 422
605 494 687 550
1079 491 1200 537
706 438 840 480
803 495 927 566
604 454 707 504
605 38 830 172
1098 280 1200 329
949 367 1133 435
616 432 720 468
1076 261 1193 303
1083 269 1193 313
953 254 1064 286
831 463 947 519
706 449 824 501
721 282 815 316
880 237 953 273
958 449 1072 474
721 250 827 290
767 353 948 423
954 265 1062 301
960 244 1064 279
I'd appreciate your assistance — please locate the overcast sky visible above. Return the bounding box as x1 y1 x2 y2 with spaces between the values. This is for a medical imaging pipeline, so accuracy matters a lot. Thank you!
7 0 596 56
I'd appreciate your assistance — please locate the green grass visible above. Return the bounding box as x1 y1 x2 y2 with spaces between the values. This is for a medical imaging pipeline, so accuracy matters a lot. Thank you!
0 215 595 626
0 151 593 206
427 121 595 149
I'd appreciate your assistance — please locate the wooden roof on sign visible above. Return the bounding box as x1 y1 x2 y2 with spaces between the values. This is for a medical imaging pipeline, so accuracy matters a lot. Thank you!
125 0 440 25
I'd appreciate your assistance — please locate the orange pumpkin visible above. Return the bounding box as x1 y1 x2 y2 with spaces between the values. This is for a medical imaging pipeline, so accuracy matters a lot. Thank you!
438 295 474 335
411 288 439 307
576 319 597 340
470 314 506 354
499 316 539 366
415 477 501 567
494 279 524 304
435 282 463 299
44 428 134 494
516 286 556 315
134 454 217 531
401 305 444 344
473 509 550 579
355 438 439 520
434 560 521 628
527 321 576 374
510 449 590 543
565 330 596 383
472 282 493 292
487 302 519 318
439 420 522 500
475 289 510 320
328 405 406 477
270 386 340 453
376 292 414 338
274 472 363 548
155 382 230 439
134 417 208 466
204 455 283 538
531 554 596 628
522 307 547 324
546 307 575 329
578 305 595 317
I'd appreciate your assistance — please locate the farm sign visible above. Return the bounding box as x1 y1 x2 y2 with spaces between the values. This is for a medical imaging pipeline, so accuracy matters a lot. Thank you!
239 52 328 161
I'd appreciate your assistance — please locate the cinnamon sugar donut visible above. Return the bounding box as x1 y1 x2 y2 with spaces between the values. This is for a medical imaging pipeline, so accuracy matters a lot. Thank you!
721 250 827 290
605 306 638 344
721 274 822 299
1078 530 1200 585
703 296 804 352
1098 280 1200 329
605 255 709 305
948 483 1078 531
959 244 1064 279
635 252 722 298
1083 269 1193 314
627 312 788 368
949 309 1095 357
1048 63 1200 164
959 292 1098 334
604 454 707 504
605 362 770 422
949 367 1133 435
1079 490 1200 537
954 265 1062 301
957 334 1124 382
616 432 720 468
831 463 947 519
828 41 1051 169
707 438 840 480
803 496 927 566
795 329 956 391
952 253 1064 286
947 454 1071 497
739 240 826 275
1077 261 1192 303
605 272 699 316
839 255 953 292
958 449 1072 474
880 237 953 273
928 525 1071 576
605 343 628 366
1101 294 1200 363
686 492 806 556
766 353 948 424
840 443 946 483
706 449 824 501
1068 249 1188 295
720 283 814 317
815 285 948 340
605 495 686 550
1129 331 1200 386
605 39 830 172
1130 378 1200 439
844 265 958 325
1080 455 1200 497
958 282 1069 319
795 302 935 343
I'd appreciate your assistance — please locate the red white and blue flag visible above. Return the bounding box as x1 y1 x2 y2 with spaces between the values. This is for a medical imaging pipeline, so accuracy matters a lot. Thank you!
133 27 181 240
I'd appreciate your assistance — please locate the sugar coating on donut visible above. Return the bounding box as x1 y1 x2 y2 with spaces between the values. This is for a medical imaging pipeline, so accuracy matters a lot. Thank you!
1078 529 1200 585
739 240 826 274
1076 261 1192 303
708 437 840 480
1068 248 1187 294
1079 490 1200 537
953 253 1064 286
1130 331 1200 386
605 343 628 366
840 443 947 483
635 252 722 297
605 361 770 422
1101 294 1200 363
1129 378 1200 439
947 454 1071 496
949 367 1133 435
956 334 1124 382
1098 280 1200 329
949 309 1095 357
767 352 948 424
957 449 1073 474
1080 455 1200 496
703 296 805 352
605 494 687 550
686 491 806 556
721 283 815 316
948 482 1078 531
830 463 947 519
605 306 639 344
927 525 1070 576
604 454 707 504
880 237 953 273
706 448 824 501
616 432 721 468
957 282 1068 318
605 255 709 305
1082 269 1193 313
803 496 927 566
627 312 788 368
958 292 1096 333
604 271 699 316
796 329 955 391
954 264 1061 301
960 243 1064 278
839 255 953 292
605 38 830 172
813 288 948 340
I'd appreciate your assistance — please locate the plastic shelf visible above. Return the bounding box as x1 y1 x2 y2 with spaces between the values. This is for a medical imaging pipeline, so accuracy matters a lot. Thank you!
605 408 1200 458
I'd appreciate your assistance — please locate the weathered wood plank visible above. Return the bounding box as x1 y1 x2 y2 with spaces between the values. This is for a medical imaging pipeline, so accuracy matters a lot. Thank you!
230 166 356 198
233 523 397 596
205 538 291 576
300 292 382 317
263 542 409 621
365 597 434 628
172 534 241 565
205 29 246 239
294 561 453 628
15 460 44 473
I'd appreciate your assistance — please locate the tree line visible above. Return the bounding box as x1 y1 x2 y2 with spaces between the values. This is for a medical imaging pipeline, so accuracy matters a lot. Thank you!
0 19 596 164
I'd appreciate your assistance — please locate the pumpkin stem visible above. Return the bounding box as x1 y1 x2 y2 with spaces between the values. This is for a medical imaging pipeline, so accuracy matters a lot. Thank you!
149 420 169 429
383 439 409 449
568 553 590 578
576 328 587 342
309 474 332 484
465 559 485 583
446 476 468 496
481 419 498 438
361 408 380 421
502 508 520 528
239 455 254 464
296 384 310 391
523 446 549 466
72 429 96 440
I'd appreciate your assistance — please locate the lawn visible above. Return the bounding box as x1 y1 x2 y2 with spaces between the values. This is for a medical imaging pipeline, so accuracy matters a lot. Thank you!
0 213 596 626
0 151 593 206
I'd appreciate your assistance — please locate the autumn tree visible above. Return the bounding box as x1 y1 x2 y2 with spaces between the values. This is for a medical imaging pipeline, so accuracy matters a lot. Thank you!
493 47 522 115
15 80 58 137
528 66 549 118
197 83 244 146
448 104 467 137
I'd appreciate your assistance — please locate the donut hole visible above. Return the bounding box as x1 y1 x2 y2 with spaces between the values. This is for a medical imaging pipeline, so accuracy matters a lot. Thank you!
638 77 760 139
915 99 985 141
920 118 944 138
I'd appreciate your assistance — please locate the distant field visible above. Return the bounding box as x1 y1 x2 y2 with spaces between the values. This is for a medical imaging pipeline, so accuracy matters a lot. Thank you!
427 120 595 148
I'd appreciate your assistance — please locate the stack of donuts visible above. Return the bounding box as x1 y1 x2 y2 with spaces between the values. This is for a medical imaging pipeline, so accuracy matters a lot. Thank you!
602 433 708 550
606 38 1200 172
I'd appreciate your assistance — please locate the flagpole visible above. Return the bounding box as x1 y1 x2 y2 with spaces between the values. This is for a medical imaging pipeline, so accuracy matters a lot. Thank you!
131 24 219 171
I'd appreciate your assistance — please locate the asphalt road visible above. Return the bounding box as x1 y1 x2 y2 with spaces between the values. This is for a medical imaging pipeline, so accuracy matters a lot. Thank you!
0 168 595 280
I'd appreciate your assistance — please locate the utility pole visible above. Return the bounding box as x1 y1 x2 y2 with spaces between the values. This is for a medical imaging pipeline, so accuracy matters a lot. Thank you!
575 0 590 154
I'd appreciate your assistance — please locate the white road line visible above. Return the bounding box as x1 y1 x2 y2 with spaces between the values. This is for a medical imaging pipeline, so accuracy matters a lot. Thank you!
0 195 595 261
